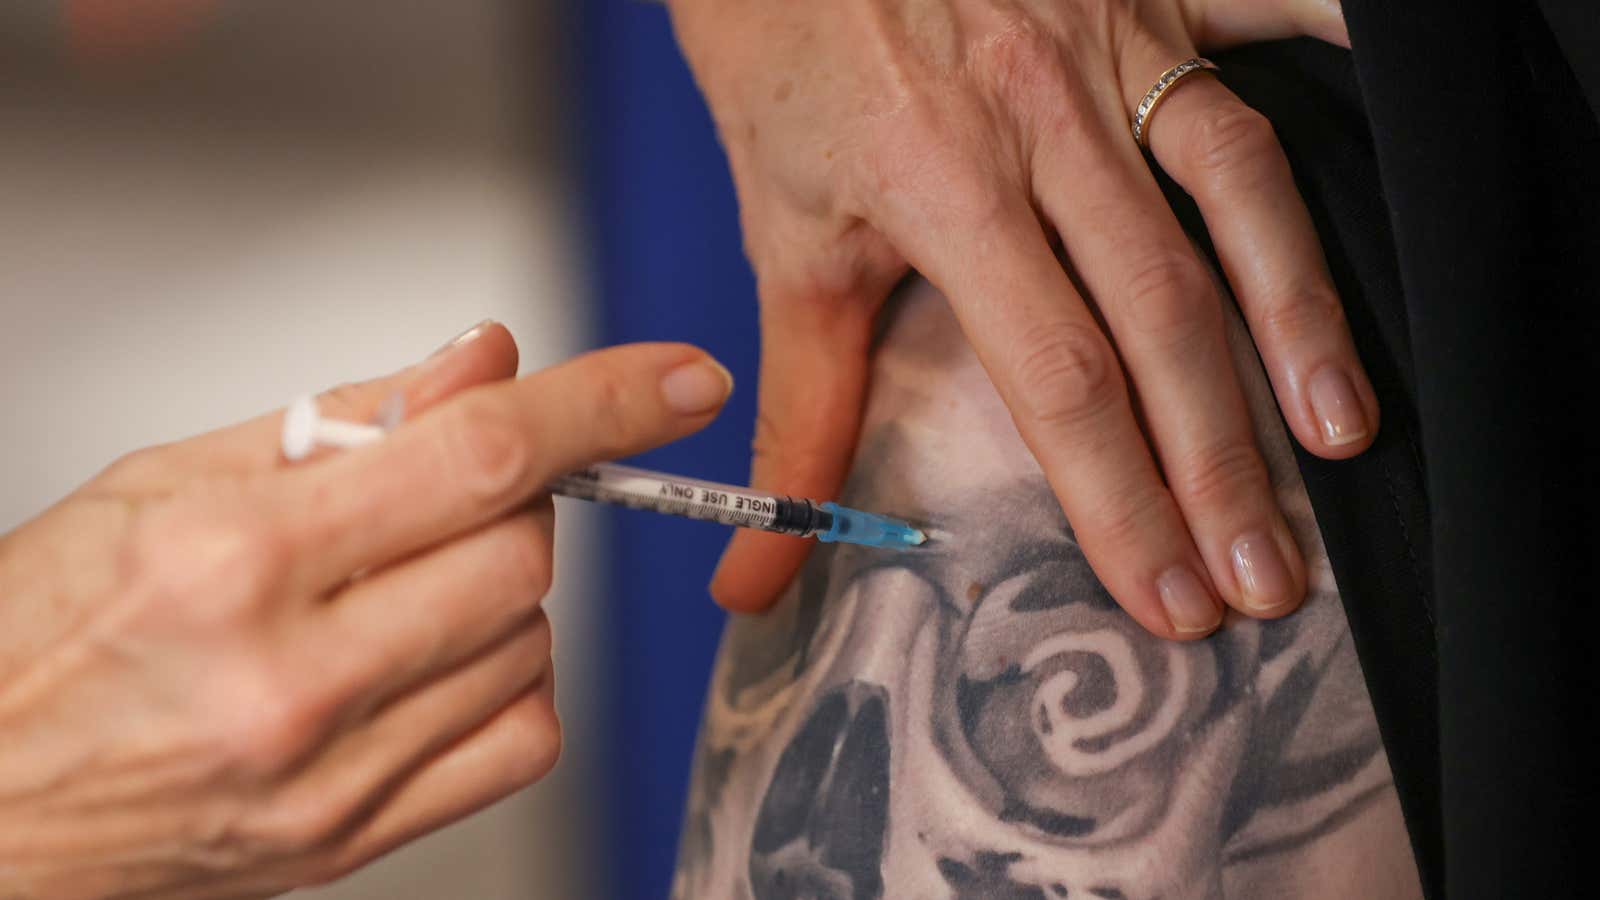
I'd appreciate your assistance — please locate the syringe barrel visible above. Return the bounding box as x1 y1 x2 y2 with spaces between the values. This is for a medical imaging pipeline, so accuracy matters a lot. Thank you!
549 463 824 536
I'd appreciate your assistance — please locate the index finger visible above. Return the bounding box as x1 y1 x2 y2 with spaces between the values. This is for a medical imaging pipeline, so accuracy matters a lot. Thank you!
881 187 1224 639
91 321 519 495
270 342 733 591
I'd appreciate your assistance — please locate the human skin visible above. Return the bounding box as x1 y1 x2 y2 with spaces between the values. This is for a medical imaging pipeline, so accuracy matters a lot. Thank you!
667 0 1381 641
0 325 734 898
673 276 1422 898
46 0 1377 641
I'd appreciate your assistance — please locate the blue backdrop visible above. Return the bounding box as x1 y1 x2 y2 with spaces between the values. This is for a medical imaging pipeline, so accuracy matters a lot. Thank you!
576 3 758 897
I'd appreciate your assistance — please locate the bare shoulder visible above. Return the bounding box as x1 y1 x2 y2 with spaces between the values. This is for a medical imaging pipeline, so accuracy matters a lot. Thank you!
674 278 1423 900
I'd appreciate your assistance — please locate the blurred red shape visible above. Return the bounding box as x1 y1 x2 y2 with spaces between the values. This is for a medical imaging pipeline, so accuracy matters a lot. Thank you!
66 0 217 66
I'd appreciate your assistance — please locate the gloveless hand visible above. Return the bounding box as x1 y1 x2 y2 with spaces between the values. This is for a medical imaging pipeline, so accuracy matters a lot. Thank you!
669 0 1375 639
0 325 733 898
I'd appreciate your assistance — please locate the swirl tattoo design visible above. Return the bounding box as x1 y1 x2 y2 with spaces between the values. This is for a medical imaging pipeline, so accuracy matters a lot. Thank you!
672 280 1422 900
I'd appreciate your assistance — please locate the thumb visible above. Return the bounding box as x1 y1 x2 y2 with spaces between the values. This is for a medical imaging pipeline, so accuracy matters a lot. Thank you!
710 291 877 614
1189 0 1349 50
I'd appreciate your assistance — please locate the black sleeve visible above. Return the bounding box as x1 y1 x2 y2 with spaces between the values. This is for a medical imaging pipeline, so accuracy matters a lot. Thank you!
1158 4 1599 895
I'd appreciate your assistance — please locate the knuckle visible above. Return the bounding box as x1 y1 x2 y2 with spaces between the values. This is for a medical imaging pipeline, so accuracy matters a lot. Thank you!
1086 485 1172 557
749 407 782 457
759 241 898 317
1119 254 1217 345
747 410 792 478
502 615 556 692
303 849 368 888
862 112 1005 230
1010 321 1118 430
251 792 357 859
865 103 942 173
220 666 329 782
178 804 258 873
126 506 290 622
1184 103 1278 183
501 693 563 789
584 366 639 461
443 399 529 506
1256 286 1346 347
748 409 835 482
97 446 168 487
497 517 555 603
939 169 1016 233
224 516 294 597
966 22 1099 146
527 609 555 663
969 20 1062 104
873 146 1006 232
1173 439 1269 507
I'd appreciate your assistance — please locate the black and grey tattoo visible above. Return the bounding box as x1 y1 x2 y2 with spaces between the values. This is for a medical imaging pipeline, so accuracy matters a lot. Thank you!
673 277 1422 900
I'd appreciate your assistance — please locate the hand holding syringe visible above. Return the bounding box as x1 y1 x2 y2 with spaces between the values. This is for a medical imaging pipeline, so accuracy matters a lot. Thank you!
283 395 928 551
0 330 768 896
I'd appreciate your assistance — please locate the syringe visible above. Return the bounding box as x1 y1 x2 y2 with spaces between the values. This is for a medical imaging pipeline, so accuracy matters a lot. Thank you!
549 462 927 550
281 395 927 551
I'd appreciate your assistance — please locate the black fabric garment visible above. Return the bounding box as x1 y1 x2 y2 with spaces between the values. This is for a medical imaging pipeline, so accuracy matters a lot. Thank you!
1155 5 1597 896
1157 41 1446 896
1340 4 1598 897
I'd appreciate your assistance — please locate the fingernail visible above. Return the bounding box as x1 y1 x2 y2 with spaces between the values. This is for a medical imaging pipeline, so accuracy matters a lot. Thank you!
1157 565 1221 634
431 319 494 358
1231 532 1293 611
660 357 734 414
1308 367 1368 446
375 391 407 431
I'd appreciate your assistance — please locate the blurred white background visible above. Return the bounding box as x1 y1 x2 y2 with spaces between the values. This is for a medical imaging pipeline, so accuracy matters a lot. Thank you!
0 2 604 896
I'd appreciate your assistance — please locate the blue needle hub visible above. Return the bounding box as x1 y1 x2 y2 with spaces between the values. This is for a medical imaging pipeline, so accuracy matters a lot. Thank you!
816 502 927 549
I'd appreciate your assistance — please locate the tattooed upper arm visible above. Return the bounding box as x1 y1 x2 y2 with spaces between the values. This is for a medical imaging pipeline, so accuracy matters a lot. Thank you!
674 276 1423 900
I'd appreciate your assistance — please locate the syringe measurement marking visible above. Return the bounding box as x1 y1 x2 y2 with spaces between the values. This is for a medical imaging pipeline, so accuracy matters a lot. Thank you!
558 484 778 529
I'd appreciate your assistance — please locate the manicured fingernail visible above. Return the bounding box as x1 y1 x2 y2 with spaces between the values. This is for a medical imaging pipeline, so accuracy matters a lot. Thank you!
660 357 733 414
431 319 494 358
1308 367 1368 446
1231 532 1293 611
1157 565 1221 634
